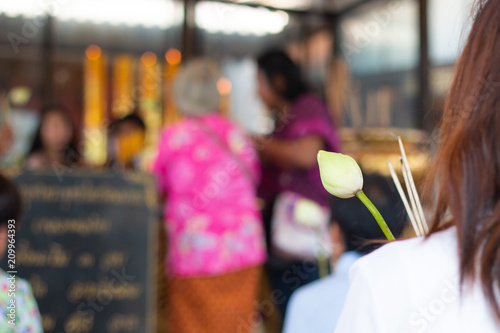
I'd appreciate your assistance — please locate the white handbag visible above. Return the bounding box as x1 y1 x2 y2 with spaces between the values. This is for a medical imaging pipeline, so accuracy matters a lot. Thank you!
271 191 332 259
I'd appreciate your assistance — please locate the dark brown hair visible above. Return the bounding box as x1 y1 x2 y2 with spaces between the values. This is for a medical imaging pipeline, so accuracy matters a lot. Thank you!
424 0 500 321
257 50 308 102
29 105 79 166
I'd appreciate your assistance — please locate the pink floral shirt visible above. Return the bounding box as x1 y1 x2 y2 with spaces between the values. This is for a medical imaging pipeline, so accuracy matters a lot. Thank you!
153 113 266 277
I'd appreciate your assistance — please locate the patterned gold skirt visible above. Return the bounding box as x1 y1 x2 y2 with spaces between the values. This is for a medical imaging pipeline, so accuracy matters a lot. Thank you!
166 266 262 333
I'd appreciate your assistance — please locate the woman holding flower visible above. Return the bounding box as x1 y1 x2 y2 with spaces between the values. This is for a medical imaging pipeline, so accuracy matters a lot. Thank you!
324 1 500 331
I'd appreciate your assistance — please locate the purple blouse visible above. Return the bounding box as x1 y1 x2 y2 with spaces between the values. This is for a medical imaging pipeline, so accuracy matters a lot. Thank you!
258 93 341 207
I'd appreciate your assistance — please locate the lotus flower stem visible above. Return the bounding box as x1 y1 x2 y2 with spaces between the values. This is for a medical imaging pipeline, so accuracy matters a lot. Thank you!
315 230 330 278
355 190 395 241
317 254 329 278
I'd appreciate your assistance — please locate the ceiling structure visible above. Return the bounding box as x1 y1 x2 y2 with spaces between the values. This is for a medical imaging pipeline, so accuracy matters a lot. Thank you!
227 0 368 15
0 0 375 61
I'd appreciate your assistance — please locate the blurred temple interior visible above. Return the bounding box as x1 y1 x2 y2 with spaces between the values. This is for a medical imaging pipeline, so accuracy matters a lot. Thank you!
0 0 483 332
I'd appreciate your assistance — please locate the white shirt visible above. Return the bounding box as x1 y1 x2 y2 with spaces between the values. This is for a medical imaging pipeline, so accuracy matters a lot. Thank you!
283 252 362 333
334 227 500 333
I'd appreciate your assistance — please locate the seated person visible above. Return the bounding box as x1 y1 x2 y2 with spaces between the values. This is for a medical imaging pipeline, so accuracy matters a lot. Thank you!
283 174 406 333
0 174 43 331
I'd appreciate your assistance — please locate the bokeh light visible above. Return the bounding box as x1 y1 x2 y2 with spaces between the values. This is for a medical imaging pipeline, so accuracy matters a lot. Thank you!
217 77 232 96
141 51 157 67
165 49 182 66
85 45 102 60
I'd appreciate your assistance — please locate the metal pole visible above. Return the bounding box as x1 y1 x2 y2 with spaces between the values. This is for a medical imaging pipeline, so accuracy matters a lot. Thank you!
41 14 54 107
418 0 430 130
182 0 196 61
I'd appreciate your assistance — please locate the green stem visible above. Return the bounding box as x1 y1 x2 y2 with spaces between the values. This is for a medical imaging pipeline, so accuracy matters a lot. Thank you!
317 254 329 279
316 228 330 278
355 190 395 241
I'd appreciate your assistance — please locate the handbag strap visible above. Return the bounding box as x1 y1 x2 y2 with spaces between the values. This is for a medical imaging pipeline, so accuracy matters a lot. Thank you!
191 116 256 184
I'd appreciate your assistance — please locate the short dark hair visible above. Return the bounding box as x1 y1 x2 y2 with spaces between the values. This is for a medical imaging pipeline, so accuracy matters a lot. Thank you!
256 50 308 101
0 174 22 228
120 113 146 131
330 173 406 254
109 113 146 134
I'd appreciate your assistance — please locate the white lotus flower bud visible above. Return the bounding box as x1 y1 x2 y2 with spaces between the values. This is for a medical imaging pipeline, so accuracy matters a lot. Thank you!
317 150 363 199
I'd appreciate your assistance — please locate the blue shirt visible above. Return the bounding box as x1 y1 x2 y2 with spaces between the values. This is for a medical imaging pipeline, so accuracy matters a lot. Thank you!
283 251 362 333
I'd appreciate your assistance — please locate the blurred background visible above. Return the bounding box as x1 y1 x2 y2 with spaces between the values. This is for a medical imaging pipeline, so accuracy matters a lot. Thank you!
0 0 475 332
0 0 473 171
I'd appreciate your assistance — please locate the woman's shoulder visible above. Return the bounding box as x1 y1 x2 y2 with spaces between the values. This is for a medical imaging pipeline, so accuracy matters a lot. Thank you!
158 118 200 147
158 114 248 152
354 227 458 278
197 114 251 144
162 113 229 133
160 118 190 136
16 276 34 294
201 113 238 129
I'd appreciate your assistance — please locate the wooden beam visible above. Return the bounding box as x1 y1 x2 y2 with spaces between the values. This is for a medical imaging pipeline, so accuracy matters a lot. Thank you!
41 14 54 106
202 0 336 19
182 0 197 60
418 0 430 130
332 0 375 18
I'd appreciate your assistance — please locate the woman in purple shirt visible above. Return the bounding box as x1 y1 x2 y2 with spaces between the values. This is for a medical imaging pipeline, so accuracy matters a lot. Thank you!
255 50 341 320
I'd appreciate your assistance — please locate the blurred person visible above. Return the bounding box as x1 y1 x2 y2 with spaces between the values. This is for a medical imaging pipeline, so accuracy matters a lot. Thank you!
153 59 266 333
334 1 500 332
255 50 341 318
283 174 405 333
0 174 43 331
0 124 13 157
107 113 146 170
26 106 79 169
0 85 13 158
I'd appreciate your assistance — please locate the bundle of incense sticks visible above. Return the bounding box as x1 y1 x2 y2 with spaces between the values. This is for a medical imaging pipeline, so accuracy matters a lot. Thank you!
387 137 428 236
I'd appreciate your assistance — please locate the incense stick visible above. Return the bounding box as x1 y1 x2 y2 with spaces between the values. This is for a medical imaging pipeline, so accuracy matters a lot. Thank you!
397 136 429 234
387 160 421 236
400 158 425 236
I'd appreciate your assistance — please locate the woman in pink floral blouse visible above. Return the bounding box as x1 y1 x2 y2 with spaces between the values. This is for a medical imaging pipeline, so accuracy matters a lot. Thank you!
153 59 266 333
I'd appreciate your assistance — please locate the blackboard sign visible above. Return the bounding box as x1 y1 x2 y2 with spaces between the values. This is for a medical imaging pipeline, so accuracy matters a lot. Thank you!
1 171 158 333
